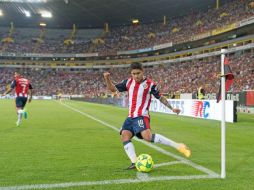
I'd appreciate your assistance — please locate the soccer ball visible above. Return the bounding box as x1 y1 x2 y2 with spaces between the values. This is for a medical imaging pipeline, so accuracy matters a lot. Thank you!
135 154 154 172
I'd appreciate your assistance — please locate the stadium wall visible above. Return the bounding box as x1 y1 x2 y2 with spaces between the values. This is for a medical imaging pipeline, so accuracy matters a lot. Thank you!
205 91 254 107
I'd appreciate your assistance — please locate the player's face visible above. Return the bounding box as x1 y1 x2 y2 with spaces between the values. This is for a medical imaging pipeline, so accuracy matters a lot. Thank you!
14 72 20 78
131 69 144 83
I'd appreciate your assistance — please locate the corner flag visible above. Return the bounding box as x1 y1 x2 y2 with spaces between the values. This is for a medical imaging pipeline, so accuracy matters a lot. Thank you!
216 57 234 103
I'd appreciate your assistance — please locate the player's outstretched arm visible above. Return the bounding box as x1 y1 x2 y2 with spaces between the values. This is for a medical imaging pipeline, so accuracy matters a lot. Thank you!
103 72 117 93
159 95 181 114
2 88 12 96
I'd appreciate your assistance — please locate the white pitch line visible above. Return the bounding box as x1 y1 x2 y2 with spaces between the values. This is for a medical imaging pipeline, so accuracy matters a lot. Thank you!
0 175 219 190
136 172 149 180
61 101 119 132
60 101 220 177
136 161 182 180
154 161 183 168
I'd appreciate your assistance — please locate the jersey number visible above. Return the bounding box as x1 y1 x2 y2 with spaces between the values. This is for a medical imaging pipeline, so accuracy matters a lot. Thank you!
138 119 144 128
21 84 27 93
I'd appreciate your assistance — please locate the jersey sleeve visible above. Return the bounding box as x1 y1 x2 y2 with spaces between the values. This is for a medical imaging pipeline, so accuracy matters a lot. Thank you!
115 79 128 92
151 83 161 99
10 80 16 89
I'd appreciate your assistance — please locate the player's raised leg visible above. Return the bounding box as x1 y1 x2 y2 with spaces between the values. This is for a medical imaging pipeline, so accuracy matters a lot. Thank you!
151 133 191 158
141 129 191 158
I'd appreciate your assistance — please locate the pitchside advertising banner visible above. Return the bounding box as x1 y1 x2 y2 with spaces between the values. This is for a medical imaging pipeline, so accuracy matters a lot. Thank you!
1 95 52 100
149 99 235 123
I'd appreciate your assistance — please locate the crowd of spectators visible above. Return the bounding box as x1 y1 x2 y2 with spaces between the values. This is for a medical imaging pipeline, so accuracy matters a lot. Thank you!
95 0 254 55
0 0 253 55
0 52 253 97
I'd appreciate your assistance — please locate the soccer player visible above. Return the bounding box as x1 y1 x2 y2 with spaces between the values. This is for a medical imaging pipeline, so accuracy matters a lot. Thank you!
3 72 33 126
103 63 191 169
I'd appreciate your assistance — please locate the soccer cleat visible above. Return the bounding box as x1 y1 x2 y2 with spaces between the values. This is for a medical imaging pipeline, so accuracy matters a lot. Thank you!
125 163 136 170
23 111 28 119
178 143 191 158
16 121 21 127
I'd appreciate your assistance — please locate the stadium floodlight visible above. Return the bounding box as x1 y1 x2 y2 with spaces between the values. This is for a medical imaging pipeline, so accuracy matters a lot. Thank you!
0 9 3 16
24 10 31 17
39 22 46 27
132 19 139 24
40 10 52 18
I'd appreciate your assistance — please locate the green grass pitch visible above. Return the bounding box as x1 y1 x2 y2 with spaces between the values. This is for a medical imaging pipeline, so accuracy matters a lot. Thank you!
0 99 253 190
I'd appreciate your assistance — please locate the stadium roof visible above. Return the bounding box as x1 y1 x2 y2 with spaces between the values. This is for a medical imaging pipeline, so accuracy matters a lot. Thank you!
0 0 227 29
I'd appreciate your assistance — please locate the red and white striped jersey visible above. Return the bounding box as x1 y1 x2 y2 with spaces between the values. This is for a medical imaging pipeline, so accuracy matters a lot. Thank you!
11 77 33 97
115 77 161 118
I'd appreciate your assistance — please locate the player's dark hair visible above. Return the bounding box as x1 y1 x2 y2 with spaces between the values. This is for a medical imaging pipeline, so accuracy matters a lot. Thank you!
130 62 143 71
15 71 23 77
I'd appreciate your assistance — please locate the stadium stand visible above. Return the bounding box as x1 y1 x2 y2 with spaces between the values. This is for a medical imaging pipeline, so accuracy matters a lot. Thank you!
0 52 253 97
0 0 253 55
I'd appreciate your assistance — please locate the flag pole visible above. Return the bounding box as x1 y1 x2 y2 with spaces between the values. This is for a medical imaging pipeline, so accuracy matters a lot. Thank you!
221 49 226 178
